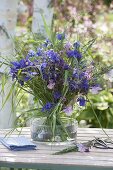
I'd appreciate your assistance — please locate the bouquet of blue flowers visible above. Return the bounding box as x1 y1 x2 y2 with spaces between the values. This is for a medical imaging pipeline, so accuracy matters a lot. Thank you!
2 32 112 142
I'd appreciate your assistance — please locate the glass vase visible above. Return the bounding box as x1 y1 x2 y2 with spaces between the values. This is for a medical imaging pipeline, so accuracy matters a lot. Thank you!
30 117 78 145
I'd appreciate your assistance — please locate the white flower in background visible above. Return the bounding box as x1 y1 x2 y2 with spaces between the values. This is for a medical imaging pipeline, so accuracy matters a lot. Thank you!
47 80 55 89
105 69 113 82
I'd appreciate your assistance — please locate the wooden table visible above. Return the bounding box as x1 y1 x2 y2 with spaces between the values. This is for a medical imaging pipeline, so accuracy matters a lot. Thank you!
0 127 113 170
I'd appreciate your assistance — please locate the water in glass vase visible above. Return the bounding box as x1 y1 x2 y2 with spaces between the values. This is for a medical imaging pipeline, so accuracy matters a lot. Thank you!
30 117 78 145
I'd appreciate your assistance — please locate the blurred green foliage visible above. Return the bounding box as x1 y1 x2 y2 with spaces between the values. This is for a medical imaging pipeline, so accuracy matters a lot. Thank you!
77 89 113 128
103 0 113 6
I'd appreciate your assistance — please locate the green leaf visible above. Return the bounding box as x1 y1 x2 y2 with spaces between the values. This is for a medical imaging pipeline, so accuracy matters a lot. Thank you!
52 113 56 138
1 82 16 109
78 109 95 120
1 74 7 94
62 71 69 95
82 38 96 53
53 145 78 155
96 102 109 110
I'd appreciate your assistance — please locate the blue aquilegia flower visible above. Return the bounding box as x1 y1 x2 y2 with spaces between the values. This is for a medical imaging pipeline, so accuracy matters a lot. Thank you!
11 58 33 70
42 102 54 112
10 58 34 85
36 48 43 56
63 64 70 70
66 49 82 60
46 50 60 63
40 63 48 80
80 79 89 93
53 92 62 100
69 80 79 91
66 50 75 58
43 39 51 47
56 33 65 40
74 50 82 60
27 49 35 57
77 96 86 106
73 41 80 49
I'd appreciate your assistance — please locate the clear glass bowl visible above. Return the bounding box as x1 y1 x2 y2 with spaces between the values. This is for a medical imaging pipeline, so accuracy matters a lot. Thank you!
30 117 78 144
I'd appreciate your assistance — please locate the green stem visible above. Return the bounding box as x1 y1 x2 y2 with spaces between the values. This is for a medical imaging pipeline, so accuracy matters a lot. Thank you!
87 97 113 141
53 145 78 155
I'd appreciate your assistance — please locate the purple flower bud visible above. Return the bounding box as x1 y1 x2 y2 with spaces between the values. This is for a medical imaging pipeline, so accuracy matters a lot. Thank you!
90 85 102 94
77 143 89 152
63 106 73 116
65 42 72 50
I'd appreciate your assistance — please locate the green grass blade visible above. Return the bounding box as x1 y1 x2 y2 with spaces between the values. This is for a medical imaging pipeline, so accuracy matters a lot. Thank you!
1 82 16 109
41 13 51 39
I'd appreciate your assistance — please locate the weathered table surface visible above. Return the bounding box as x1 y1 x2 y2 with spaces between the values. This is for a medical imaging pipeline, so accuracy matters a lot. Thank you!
0 127 113 170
